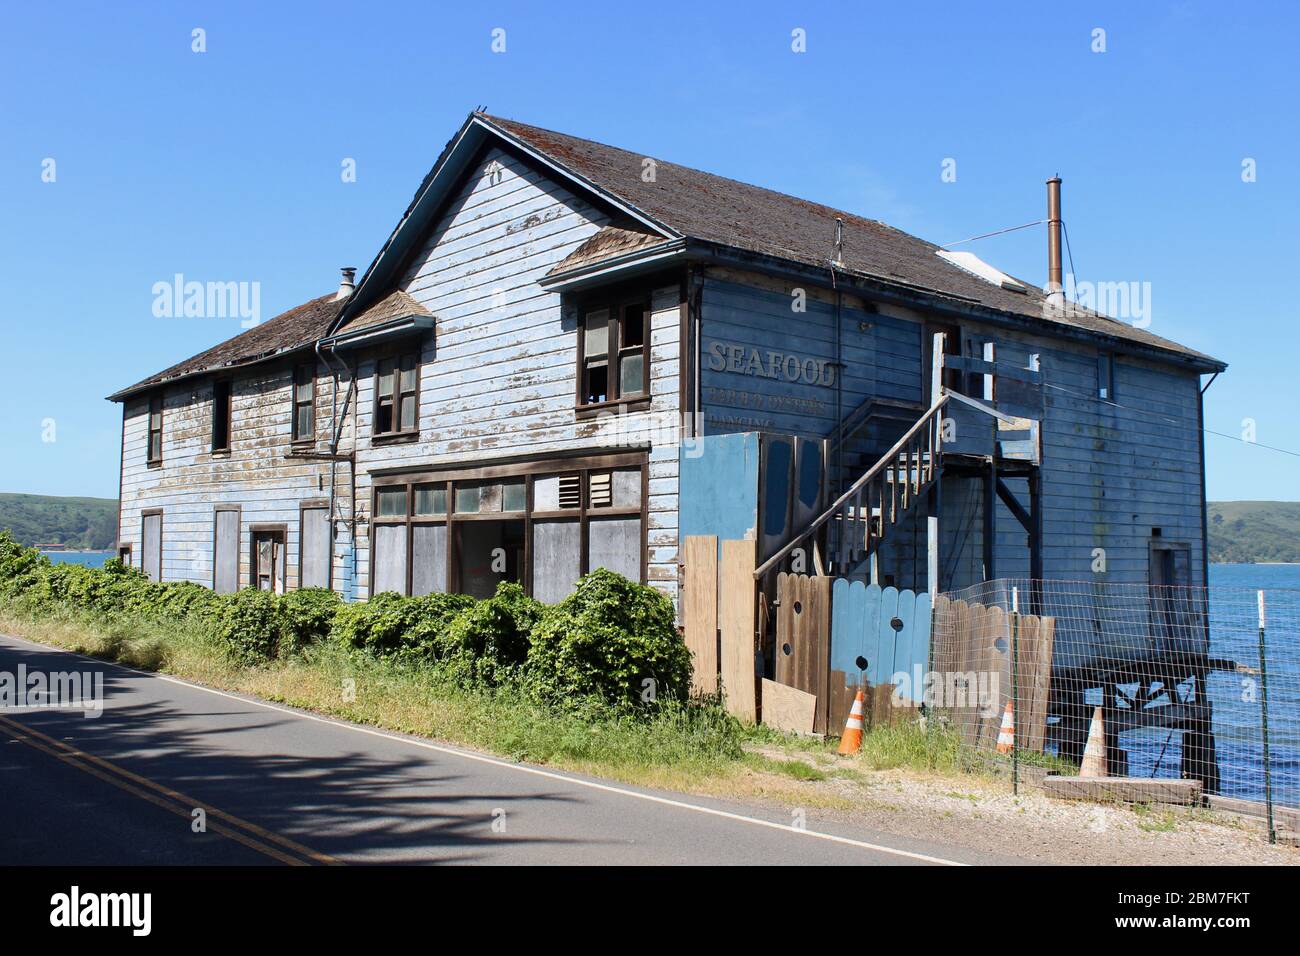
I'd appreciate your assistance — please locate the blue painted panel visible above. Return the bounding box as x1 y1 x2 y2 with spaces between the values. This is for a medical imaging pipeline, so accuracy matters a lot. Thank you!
870 586 900 687
679 432 760 544
893 589 917 700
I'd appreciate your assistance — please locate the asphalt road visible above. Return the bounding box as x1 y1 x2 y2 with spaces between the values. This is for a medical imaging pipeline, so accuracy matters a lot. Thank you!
0 633 1031 866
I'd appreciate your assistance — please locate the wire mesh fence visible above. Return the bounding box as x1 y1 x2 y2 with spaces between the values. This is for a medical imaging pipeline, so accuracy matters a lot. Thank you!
928 578 1299 837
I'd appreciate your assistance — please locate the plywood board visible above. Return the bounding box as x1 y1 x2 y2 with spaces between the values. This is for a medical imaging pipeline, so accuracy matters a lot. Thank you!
720 538 757 721
682 535 719 696
761 679 817 735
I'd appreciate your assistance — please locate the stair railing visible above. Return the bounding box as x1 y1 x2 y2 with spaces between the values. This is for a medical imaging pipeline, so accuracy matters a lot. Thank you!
754 395 949 581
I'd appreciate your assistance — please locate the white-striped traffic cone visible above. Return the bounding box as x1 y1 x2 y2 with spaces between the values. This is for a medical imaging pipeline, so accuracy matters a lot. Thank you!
837 688 867 755
995 700 1015 754
1079 705 1108 778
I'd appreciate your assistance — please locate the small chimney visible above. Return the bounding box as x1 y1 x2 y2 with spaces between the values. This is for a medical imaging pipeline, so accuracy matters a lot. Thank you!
335 267 357 301
1045 177 1063 302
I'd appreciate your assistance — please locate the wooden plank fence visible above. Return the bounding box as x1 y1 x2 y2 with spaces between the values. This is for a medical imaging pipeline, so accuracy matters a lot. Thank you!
930 594 1056 752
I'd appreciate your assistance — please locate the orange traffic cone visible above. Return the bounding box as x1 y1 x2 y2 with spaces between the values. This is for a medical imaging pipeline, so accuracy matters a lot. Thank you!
1079 705 1108 778
837 688 867 755
995 700 1015 754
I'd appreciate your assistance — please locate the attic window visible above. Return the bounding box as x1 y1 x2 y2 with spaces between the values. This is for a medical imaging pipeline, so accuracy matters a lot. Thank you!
212 379 232 452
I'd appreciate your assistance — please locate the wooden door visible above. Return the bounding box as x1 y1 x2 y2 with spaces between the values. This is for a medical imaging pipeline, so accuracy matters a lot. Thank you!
253 530 285 593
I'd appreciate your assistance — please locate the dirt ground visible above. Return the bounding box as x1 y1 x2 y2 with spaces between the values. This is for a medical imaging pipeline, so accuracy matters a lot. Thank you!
692 746 1299 866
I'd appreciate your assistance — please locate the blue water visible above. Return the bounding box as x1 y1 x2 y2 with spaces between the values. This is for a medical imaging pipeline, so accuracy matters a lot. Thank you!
39 551 113 568
1115 563 1300 808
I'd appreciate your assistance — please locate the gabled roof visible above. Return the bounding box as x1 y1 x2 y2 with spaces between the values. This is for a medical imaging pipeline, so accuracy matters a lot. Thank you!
108 293 340 401
334 289 432 335
113 110 1223 403
480 114 1222 370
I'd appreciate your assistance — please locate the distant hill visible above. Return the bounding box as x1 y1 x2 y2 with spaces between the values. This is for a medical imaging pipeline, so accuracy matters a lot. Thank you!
0 493 118 550
1208 501 1300 564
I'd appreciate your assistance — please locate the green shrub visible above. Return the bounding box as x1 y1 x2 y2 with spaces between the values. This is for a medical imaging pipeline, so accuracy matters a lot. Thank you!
212 588 286 664
331 590 474 661
280 587 342 656
525 568 691 710
441 582 544 686
0 531 48 599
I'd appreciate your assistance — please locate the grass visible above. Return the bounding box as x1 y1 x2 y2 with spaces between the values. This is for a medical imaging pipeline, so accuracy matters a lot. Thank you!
0 598 1018 798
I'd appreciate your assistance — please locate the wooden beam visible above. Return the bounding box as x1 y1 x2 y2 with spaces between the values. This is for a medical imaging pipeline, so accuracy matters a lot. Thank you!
683 535 719 696
996 477 1032 532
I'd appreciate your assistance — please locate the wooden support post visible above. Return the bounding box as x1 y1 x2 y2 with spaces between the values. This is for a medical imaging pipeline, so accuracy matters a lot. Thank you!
927 479 941 596
983 457 997 582
720 539 758 722
1029 467 1044 615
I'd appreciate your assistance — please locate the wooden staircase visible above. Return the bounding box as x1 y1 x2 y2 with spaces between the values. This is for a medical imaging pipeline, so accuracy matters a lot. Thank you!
755 398 949 581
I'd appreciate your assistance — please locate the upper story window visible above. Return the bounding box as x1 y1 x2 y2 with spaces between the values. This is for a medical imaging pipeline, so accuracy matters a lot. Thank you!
374 353 418 438
1097 352 1116 401
211 379 232 452
147 396 163 465
292 363 315 443
577 291 650 410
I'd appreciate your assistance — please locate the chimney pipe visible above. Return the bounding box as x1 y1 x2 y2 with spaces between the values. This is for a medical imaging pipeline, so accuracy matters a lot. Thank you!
1045 177 1063 301
335 267 357 301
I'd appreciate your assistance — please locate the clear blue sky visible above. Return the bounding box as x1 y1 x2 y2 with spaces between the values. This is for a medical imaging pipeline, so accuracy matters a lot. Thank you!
1 1 1295 500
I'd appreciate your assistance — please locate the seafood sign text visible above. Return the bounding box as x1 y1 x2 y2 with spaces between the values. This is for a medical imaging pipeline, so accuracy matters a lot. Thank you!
705 340 837 387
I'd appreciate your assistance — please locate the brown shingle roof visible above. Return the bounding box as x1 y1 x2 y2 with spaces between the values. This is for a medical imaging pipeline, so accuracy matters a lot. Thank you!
485 114 1221 368
333 289 432 335
546 226 675 278
109 293 341 400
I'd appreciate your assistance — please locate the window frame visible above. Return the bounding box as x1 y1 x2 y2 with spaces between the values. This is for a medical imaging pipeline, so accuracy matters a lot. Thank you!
575 285 652 415
369 452 647 599
211 378 233 453
1097 352 1117 402
147 395 164 466
291 363 316 445
372 351 420 441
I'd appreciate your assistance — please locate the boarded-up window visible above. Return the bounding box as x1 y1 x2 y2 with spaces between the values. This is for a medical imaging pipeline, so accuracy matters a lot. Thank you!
300 507 331 589
142 512 162 582
372 523 407 595
532 520 581 604
213 508 240 594
587 516 641 581
411 524 448 596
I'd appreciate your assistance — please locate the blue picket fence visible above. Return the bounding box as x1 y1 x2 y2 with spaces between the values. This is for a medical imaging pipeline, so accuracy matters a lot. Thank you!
830 581 932 702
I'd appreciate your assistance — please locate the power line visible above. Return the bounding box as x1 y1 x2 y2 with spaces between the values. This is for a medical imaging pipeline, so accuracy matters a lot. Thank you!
935 221 1045 251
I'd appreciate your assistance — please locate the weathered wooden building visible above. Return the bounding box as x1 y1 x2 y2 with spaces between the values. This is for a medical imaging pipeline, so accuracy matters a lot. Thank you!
110 112 1225 632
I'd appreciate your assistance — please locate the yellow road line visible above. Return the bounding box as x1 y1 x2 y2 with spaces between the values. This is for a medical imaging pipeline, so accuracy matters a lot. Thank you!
0 713 340 866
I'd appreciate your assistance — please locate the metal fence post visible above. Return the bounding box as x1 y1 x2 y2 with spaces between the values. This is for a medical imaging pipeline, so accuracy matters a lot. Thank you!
1257 590 1276 845
1011 586 1020 797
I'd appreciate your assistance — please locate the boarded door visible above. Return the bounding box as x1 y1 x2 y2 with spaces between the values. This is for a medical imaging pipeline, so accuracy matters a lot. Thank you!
252 530 285 593
141 511 162 582
300 506 331 589
214 508 240 594
774 573 832 734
